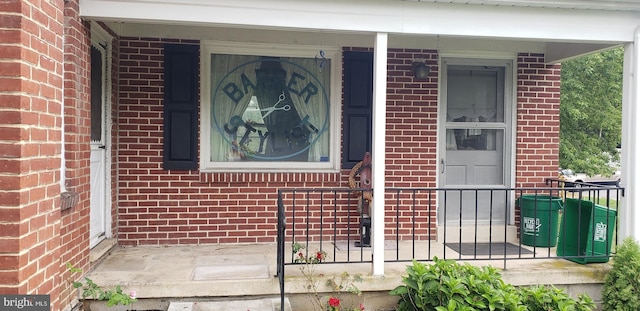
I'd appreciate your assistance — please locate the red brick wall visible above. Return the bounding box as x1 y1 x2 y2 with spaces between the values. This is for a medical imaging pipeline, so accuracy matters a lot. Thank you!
384 49 439 240
0 0 23 291
118 38 345 245
116 43 444 244
109 29 120 244
516 53 561 187
116 39 559 245
118 36 204 245
0 0 65 309
58 0 92 309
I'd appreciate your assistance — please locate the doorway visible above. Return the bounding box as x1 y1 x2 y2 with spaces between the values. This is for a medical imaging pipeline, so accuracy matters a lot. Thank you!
89 27 112 248
439 58 513 225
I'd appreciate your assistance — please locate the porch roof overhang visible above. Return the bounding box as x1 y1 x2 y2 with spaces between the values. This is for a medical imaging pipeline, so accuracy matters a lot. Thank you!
80 0 640 62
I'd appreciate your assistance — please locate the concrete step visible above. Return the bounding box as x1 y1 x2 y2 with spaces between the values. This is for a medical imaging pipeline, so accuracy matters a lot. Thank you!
167 298 291 311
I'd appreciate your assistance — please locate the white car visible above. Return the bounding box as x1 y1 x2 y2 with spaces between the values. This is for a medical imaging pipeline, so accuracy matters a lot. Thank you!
559 169 620 187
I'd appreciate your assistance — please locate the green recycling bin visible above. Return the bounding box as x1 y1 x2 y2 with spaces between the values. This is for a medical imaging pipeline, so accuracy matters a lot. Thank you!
518 195 563 247
557 198 617 264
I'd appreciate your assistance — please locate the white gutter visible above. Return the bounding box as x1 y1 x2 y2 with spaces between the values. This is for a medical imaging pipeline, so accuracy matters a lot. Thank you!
79 0 640 43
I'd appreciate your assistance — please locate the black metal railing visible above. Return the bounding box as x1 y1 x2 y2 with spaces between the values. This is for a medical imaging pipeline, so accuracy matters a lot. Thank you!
275 182 623 310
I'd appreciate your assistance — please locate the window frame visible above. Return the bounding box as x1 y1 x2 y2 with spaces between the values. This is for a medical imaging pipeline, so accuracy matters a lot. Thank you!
199 41 342 172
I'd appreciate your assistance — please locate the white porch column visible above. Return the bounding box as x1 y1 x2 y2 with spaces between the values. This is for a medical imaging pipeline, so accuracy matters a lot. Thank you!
372 32 388 276
620 27 640 241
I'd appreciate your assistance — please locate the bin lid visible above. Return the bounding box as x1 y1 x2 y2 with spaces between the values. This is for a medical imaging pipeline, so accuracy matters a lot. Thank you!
517 195 563 210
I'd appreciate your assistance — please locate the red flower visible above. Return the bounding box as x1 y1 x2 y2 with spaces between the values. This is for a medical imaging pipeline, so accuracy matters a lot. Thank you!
359 303 365 310
298 252 304 258
316 251 324 261
328 297 340 308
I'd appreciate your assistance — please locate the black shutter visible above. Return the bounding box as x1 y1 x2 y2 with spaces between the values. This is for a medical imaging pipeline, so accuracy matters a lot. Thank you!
163 44 199 170
342 51 373 169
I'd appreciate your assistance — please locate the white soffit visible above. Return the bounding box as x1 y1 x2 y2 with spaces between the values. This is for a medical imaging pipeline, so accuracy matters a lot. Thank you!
104 22 546 53
545 42 620 63
80 0 640 44
406 0 640 12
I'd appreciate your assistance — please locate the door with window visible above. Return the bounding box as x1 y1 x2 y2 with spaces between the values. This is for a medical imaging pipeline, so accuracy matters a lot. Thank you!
439 58 513 225
90 44 108 248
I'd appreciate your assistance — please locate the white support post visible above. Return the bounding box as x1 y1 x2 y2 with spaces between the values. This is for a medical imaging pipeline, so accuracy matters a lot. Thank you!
620 28 640 242
372 32 388 276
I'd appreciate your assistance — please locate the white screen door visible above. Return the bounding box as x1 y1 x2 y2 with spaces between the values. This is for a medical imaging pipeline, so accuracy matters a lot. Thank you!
90 44 108 248
439 58 512 225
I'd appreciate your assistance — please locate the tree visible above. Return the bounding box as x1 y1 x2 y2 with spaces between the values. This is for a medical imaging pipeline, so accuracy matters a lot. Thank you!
560 47 623 176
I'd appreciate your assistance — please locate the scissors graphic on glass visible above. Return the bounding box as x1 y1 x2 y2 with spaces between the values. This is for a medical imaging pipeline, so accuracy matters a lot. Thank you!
260 91 290 118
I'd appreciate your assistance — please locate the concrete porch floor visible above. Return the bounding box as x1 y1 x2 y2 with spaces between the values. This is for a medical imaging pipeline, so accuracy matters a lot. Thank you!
85 239 613 311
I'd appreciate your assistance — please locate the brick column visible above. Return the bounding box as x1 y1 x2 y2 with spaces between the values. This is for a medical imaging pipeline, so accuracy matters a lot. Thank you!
59 0 92 310
0 0 65 309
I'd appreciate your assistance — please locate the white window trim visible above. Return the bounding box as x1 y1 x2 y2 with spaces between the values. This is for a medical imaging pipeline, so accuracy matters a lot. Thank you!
200 41 342 172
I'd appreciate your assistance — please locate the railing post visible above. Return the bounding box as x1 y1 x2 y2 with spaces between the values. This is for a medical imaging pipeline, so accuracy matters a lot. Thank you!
276 191 285 311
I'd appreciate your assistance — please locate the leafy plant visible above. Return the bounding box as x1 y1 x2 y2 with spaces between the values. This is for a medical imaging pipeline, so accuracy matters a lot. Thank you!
67 263 137 308
390 257 595 311
390 257 523 311
292 242 364 311
602 237 640 311
519 285 595 311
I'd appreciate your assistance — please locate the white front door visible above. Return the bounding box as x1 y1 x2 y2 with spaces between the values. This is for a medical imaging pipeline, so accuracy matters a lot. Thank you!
439 58 513 225
89 43 108 248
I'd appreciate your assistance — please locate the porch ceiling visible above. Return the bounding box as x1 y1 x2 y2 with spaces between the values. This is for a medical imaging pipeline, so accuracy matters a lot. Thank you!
82 0 637 61
103 22 551 52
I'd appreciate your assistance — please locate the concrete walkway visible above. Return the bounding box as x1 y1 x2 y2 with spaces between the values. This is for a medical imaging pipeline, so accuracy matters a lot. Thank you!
85 240 613 310
87 243 288 310
88 243 280 298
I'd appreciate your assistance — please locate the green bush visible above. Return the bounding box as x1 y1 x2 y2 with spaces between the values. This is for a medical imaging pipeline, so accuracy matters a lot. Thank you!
602 237 640 311
390 257 595 311
518 285 594 311
390 258 522 311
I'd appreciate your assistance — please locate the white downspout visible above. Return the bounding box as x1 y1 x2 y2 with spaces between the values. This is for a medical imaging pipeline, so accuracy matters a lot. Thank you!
372 32 388 276
60 35 67 194
619 27 640 241
60 105 66 192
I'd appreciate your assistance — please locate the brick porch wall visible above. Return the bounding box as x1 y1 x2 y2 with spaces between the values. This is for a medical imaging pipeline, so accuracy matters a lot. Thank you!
117 33 346 241
516 53 561 187
384 48 439 240
0 0 66 310
116 39 559 246
109 29 120 247
58 0 92 309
